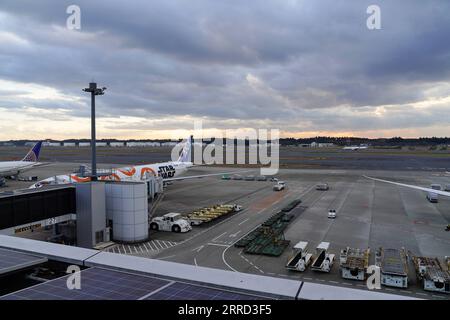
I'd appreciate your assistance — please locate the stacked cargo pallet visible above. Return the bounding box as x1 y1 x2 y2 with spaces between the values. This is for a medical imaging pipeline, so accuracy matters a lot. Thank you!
234 199 301 256
186 204 240 225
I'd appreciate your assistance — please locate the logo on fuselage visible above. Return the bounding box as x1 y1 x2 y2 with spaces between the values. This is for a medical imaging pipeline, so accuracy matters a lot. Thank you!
158 165 175 179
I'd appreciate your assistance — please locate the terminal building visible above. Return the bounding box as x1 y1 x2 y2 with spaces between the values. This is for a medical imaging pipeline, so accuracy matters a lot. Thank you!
0 178 163 249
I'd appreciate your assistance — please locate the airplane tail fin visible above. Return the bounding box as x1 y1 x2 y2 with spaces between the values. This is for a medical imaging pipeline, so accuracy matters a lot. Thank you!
177 136 192 163
22 141 42 162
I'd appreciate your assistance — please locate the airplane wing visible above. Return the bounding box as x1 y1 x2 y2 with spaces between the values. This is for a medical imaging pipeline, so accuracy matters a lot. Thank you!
363 175 450 197
164 170 255 182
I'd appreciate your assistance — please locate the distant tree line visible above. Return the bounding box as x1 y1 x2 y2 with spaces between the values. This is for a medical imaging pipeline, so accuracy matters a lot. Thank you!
278 136 450 146
2 136 450 147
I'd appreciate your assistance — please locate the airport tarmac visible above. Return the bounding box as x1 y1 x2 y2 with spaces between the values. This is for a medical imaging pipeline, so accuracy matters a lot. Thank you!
2 161 449 300
135 167 449 300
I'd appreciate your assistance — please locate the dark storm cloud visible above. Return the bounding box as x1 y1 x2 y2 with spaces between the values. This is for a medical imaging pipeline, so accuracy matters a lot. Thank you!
0 0 450 136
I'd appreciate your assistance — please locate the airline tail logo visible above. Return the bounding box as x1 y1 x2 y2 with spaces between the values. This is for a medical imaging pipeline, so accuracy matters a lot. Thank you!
22 141 42 162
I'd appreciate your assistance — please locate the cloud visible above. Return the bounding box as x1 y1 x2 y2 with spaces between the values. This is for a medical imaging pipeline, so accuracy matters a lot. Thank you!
0 0 449 139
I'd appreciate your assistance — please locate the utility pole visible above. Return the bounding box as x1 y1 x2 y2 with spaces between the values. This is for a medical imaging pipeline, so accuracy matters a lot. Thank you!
82 82 106 181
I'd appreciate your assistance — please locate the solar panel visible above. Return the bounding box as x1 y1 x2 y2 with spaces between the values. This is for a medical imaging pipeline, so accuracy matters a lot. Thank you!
0 248 47 275
1 267 273 300
1 267 170 300
146 282 266 300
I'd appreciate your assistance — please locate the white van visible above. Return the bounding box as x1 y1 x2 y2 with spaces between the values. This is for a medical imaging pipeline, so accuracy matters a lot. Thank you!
427 192 438 203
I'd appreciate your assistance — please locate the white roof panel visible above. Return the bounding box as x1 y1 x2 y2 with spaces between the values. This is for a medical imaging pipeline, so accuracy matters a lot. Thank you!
298 282 419 300
0 235 96 265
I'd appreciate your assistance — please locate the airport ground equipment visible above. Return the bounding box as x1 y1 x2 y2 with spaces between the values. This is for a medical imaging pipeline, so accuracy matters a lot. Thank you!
339 247 370 280
273 183 285 191
186 204 242 226
430 184 442 190
150 213 192 233
376 248 408 288
221 174 231 180
286 241 313 272
412 256 450 294
235 209 304 256
426 192 438 203
244 226 290 256
445 224 450 232
281 199 302 212
328 209 336 219
311 242 335 272
316 183 329 191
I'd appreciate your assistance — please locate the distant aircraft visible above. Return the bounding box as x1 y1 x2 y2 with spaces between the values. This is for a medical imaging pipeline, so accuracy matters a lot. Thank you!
30 137 249 188
0 142 43 178
363 175 450 197
343 145 368 151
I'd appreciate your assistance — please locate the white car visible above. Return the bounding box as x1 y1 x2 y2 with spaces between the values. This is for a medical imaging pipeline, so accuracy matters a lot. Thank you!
150 213 192 233
273 183 285 191
328 209 336 219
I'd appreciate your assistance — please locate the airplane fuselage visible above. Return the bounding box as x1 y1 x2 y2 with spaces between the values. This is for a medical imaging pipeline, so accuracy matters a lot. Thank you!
32 161 193 187
0 161 38 177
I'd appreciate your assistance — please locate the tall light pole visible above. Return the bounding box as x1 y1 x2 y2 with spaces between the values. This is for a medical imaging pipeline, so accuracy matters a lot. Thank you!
82 82 106 181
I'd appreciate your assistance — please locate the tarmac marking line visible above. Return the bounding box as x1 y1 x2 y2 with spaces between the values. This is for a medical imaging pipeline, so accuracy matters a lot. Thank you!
148 241 157 251
229 230 242 238
238 218 250 226
222 245 239 273
155 240 165 250
161 241 169 249
212 232 227 242
207 242 229 247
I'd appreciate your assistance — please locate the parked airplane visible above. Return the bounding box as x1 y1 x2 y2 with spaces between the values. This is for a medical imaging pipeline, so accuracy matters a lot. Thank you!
343 145 368 151
363 175 450 197
30 137 249 188
0 142 43 178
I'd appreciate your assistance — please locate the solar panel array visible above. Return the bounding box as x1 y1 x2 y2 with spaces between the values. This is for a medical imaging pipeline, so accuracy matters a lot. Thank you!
1 267 271 300
0 248 47 275
146 282 264 300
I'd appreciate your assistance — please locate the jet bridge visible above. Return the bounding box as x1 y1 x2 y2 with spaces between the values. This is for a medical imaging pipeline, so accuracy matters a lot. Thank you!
0 186 76 236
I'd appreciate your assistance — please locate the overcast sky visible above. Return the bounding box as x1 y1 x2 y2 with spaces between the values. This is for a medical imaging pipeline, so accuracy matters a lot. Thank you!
1 0 449 140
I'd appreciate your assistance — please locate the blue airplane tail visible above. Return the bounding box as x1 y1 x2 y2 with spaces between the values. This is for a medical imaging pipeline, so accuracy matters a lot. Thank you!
22 141 42 162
